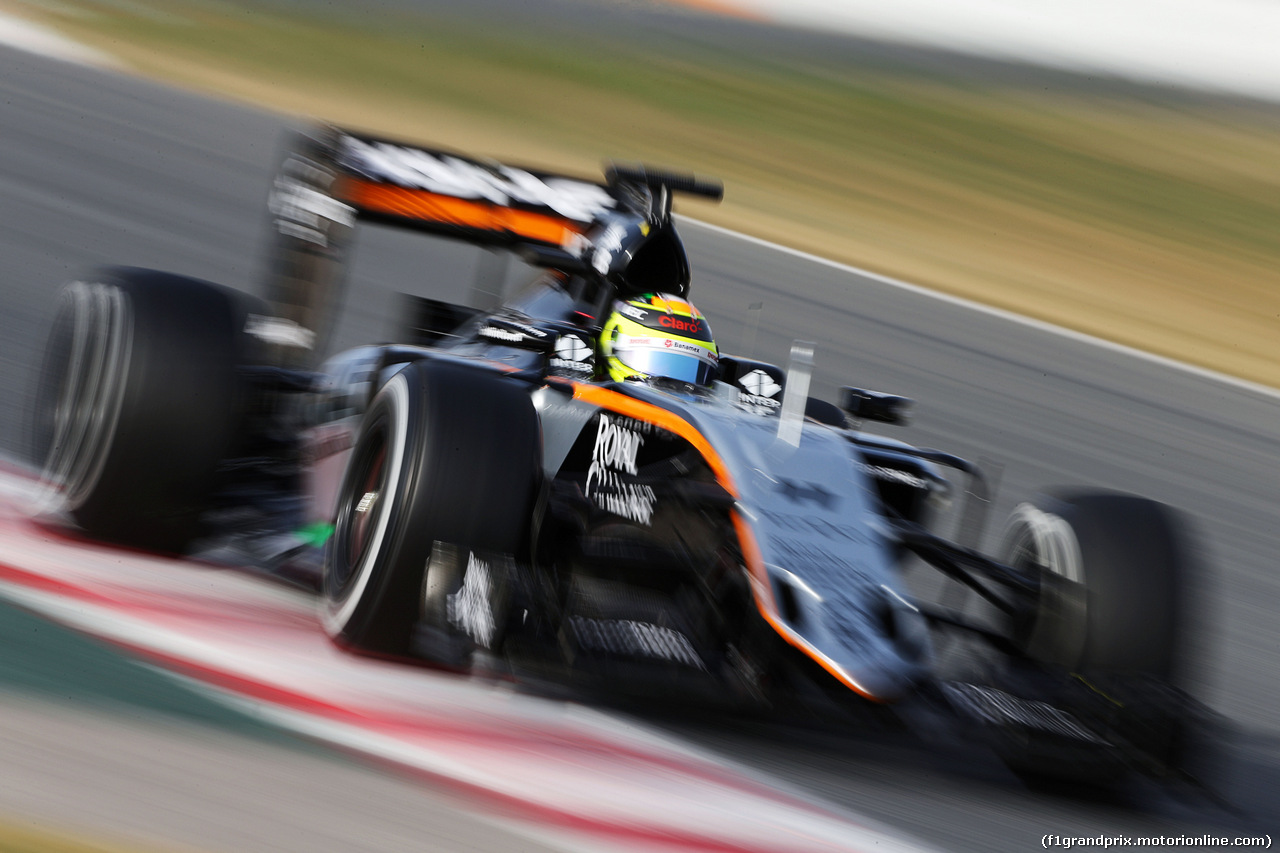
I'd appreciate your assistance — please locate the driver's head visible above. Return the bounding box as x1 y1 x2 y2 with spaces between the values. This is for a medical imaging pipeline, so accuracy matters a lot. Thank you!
599 293 718 385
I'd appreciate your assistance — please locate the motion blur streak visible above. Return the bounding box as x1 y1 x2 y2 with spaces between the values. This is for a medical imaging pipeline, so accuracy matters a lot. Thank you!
681 0 1280 101
0 470 931 853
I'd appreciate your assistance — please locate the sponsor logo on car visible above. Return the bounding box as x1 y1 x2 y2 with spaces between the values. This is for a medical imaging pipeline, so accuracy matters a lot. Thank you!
586 413 655 525
657 338 716 361
268 166 356 248
861 464 930 490
479 325 525 343
658 314 704 335
508 320 548 338
738 391 782 411
589 478 656 525
550 334 594 374
447 551 496 647
555 334 591 361
738 369 782 399
591 413 642 475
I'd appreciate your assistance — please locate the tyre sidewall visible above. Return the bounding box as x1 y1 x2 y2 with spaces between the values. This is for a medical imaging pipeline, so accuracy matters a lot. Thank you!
35 268 264 552
324 369 424 649
322 360 541 656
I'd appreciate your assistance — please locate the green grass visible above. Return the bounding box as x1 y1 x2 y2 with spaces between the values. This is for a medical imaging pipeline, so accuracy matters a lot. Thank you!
0 597 323 852
11 0 1280 385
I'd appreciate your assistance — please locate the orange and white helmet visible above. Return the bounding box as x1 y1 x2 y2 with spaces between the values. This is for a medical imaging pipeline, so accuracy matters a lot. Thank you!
599 293 718 385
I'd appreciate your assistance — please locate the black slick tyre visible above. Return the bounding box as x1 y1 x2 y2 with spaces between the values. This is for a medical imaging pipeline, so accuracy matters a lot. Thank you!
1000 489 1192 681
322 360 540 659
996 489 1201 781
33 268 265 553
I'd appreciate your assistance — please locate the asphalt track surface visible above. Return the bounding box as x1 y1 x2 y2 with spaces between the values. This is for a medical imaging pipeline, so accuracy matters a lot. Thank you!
1 43 1279 851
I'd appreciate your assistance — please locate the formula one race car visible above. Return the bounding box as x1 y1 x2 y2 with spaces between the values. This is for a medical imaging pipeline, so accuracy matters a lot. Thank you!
32 125 1210 787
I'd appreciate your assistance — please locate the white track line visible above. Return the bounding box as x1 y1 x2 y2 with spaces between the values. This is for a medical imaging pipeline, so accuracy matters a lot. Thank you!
681 216 1280 402
0 480 935 853
0 12 115 66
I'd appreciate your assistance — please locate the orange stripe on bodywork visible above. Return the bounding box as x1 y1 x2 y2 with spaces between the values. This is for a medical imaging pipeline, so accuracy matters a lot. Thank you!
570 382 884 703
570 383 738 498
732 514 883 702
339 178 583 246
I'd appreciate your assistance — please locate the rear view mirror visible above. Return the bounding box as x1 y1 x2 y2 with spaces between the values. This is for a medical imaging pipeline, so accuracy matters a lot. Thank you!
839 387 913 425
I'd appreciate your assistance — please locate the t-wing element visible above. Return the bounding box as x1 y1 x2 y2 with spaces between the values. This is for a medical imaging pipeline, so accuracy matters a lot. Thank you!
777 341 815 447
605 163 724 205
535 163 724 301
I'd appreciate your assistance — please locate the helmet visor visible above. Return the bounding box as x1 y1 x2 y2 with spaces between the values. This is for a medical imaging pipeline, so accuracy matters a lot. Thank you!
615 342 717 385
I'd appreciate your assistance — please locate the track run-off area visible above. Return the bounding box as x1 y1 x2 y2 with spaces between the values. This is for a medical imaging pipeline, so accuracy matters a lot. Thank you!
0 470 928 853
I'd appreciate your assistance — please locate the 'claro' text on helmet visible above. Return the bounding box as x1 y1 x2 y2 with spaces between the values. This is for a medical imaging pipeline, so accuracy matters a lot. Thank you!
659 315 704 335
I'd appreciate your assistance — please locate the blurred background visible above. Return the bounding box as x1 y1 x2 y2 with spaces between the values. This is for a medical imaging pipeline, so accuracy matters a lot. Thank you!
4 0 1279 386
1 1 1279 850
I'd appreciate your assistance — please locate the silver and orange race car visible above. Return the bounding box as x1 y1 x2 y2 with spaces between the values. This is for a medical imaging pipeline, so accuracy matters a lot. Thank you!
33 125 1211 787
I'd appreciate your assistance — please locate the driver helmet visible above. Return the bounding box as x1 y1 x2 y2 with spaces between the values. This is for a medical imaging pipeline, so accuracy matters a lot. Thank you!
599 292 718 385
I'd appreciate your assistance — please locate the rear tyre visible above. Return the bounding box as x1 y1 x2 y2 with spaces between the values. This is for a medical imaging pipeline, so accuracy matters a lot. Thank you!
322 360 540 659
32 268 265 553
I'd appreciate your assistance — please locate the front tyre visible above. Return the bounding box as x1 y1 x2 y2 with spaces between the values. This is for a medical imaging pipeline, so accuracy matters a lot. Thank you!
997 489 1204 781
1000 490 1193 681
322 360 540 658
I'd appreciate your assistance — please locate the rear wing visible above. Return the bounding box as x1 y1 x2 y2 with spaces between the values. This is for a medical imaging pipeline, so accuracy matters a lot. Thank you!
261 124 722 366
343 130 617 246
